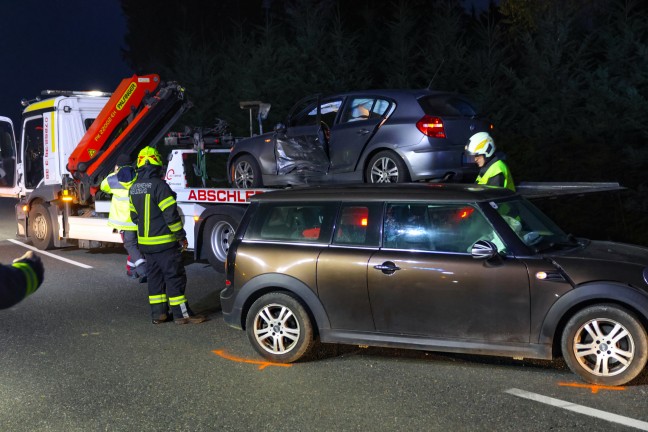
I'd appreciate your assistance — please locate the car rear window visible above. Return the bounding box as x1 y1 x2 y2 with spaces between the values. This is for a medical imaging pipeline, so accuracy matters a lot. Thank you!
245 202 337 243
419 95 481 117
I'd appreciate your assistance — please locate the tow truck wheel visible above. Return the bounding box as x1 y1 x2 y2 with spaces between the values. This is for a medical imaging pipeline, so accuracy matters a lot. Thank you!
205 214 239 273
29 203 55 250
231 155 262 188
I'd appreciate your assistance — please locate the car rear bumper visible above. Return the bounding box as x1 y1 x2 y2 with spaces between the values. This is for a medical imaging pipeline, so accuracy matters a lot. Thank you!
404 147 478 182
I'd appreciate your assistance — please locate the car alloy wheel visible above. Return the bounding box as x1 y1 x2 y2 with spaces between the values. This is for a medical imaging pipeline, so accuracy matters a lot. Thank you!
246 292 314 363
366 150 409 183
232 154 262 188
561 304 648 386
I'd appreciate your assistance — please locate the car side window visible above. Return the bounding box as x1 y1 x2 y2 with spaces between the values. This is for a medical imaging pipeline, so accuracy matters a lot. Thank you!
291 99 342 127
333 203 382 246
341 97 392 123
383 203 504 253
245 203 336 243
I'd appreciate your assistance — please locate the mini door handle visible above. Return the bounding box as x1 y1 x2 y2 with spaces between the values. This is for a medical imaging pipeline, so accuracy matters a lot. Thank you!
373 264 400 271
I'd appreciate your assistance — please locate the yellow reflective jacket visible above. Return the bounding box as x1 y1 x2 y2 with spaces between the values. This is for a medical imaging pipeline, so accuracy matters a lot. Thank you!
100 166 137 230
476 158 515 191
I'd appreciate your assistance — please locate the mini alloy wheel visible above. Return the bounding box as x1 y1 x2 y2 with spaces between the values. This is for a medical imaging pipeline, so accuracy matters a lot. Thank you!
246 292 314 363
562 304 648 386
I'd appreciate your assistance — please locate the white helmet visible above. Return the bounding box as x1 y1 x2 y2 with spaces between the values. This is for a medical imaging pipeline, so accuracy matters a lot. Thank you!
466 132 495 158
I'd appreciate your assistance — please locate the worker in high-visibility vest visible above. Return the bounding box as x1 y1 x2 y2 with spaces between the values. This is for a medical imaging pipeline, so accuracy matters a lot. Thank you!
100 154 146 281
129 146 207 325
466 132 515 191
1 251 44 309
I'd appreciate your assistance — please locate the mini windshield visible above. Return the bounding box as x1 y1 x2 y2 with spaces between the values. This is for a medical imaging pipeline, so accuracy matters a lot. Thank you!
491 198 575 252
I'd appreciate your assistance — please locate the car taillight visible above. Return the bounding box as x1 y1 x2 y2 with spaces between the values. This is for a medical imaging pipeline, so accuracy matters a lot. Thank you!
416 115 446 138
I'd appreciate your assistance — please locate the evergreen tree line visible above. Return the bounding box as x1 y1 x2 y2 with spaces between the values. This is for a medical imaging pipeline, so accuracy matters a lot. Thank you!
120 0 648 244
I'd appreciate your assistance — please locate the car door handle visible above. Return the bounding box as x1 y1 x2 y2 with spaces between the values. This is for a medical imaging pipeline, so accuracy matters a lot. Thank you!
374 262 401 274
357 129 371 135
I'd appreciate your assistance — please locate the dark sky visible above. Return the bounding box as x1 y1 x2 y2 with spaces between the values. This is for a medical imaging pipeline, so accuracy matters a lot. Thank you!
0 0 132 126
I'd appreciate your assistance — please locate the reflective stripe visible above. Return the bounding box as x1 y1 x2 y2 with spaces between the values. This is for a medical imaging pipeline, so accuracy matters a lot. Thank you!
144 194 150 237
158 196 176 211
138 234 177 245
149 294 168 305
107 218 136 229
12 262 38 296
132 258 146 267
169 295 187 306
168 221 183 232
107 175 126 190
114 196 130 202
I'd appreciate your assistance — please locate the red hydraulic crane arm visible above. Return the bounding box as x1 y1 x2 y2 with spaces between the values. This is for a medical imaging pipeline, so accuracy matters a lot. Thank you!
67 74 161 177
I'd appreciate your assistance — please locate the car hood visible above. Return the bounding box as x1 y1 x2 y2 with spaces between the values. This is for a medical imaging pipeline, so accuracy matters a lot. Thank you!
549 240 648 287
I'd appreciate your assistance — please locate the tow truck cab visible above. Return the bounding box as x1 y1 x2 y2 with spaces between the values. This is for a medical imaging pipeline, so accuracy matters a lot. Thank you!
0 116 19 198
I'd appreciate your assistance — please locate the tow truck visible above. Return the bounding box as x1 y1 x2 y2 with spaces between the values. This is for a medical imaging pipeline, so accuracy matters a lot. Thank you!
0 74 267 272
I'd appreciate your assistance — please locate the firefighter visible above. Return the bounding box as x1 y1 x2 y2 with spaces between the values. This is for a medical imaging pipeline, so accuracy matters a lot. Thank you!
129 146 206 325
100 154 146 281
466 132 515 191
1 251 44 309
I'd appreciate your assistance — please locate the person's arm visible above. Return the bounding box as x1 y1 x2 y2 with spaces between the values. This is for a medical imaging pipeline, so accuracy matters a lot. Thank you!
157 182 187 241
0 251 44 309
485 173 505 187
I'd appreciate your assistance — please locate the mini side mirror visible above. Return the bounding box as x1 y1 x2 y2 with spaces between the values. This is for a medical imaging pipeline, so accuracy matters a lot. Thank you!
274 123 286 134
471 240 498 260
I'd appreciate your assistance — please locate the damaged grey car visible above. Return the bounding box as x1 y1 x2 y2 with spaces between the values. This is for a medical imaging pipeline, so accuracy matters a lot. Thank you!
228 90 492 188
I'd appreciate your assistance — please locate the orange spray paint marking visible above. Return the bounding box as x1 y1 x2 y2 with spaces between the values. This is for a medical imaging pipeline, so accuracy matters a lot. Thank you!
558 381 626 394
212 350 292 370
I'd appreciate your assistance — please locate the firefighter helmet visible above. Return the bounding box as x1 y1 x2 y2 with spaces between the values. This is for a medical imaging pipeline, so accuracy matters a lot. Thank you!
136 146 163 168
466 132 495 158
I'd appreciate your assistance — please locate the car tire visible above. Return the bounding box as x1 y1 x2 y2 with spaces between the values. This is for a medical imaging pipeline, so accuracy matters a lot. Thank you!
246 292 315 363
231 154 263 188
366 150 410 183
204 212 240 273
29 203 55 250
561 304 648 386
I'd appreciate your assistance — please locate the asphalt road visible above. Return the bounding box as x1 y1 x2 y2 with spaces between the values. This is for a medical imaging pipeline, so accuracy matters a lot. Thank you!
1 197 647 432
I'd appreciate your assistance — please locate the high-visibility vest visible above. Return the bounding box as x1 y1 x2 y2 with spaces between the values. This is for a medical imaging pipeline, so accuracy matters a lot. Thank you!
476 159 515 191
100 168 137 230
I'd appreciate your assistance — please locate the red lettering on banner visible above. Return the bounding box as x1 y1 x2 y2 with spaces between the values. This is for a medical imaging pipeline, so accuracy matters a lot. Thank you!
186 189 265 203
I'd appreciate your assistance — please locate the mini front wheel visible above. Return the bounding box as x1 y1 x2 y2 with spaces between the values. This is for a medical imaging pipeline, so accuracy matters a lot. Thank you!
561 304 648 386
246 292 315 363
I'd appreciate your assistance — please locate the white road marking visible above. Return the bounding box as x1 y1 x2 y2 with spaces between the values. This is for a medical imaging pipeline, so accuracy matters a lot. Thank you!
7 239 93 269
505 388 648 431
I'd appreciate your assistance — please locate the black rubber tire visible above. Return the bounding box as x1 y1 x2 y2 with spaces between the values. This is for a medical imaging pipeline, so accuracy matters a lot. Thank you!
246 292 315 363
204 213 239 273
365 150 410 183
231 154 263 188
29 203 55 250
561 304 648 386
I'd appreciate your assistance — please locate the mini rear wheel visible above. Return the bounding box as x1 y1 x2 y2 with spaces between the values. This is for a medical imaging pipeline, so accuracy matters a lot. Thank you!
246 292 314 363
561 304 648 386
